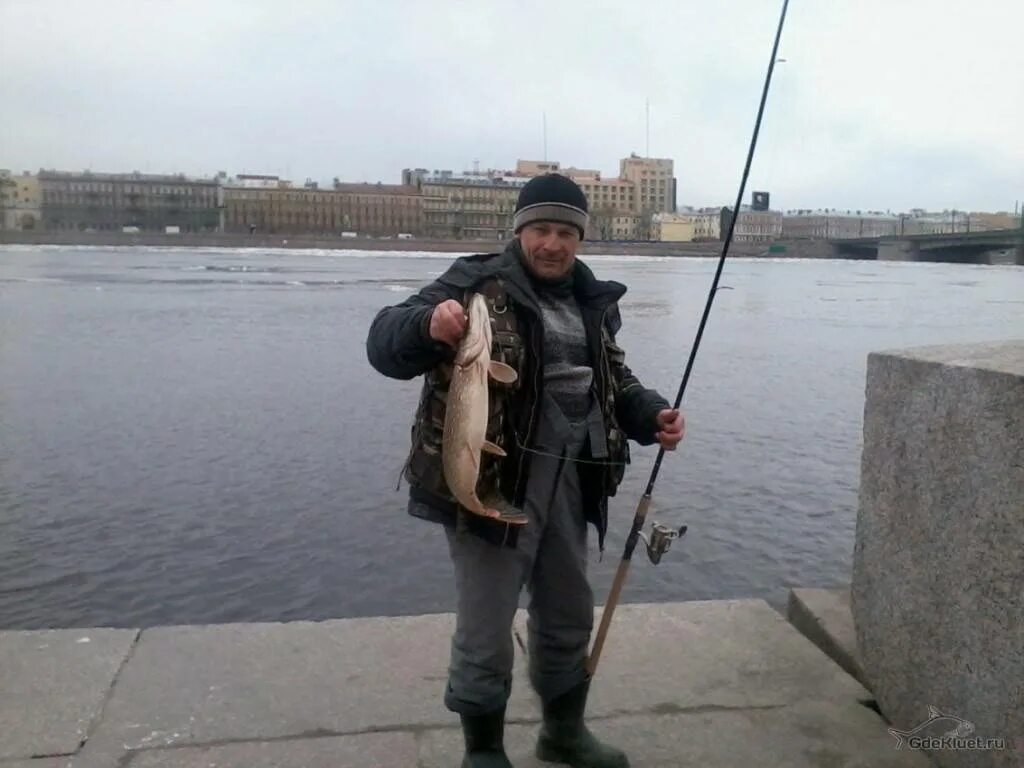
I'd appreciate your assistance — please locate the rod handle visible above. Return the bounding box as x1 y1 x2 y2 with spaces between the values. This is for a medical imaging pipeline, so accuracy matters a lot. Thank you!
585 494 652 676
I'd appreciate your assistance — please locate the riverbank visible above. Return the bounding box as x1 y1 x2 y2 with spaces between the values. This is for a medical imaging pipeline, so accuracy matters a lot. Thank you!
0 593 932 767
0 230 836 259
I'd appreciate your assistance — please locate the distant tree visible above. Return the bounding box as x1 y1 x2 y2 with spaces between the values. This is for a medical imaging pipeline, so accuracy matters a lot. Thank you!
635 207 656 241
589 207 616 240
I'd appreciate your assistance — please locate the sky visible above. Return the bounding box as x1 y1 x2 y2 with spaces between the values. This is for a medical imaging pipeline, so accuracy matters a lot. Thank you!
1 0 1022 214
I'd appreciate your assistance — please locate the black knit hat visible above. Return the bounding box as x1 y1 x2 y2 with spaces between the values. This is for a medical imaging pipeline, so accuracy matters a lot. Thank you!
513 173 589 239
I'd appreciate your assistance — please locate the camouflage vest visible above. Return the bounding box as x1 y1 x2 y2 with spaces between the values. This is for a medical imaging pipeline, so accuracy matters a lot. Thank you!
401 277 634 516
402 278 524 507
598 324 630 496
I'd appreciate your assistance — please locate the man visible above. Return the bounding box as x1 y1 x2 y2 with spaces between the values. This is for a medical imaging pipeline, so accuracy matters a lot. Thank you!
366 173 684 768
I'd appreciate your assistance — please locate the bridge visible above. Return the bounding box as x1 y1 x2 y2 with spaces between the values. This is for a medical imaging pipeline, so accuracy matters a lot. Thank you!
829 228 1024 265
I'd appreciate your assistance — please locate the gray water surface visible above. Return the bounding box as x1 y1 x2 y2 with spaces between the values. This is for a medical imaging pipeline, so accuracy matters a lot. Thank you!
2 245 1021 629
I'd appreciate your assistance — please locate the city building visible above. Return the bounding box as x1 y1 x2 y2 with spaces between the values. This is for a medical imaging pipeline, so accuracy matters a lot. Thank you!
962 211 1022 231
563 155 675 240
404 168 527 240
223 178 422 236
36 170 222 232
605 215 641 240
406 154 677 241
897 209 1021 235
0 170 41 230
515 160 562 176
3 152 688 241
782 210 899 239
567 169 638 238
720 205 783 242
662 207 721 241
619 153 676 215
780 208 1021 240
654 213 696 242
232 174 290 189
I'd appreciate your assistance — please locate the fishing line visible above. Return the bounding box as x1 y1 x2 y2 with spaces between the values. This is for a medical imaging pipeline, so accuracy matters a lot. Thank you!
510 432 629 467
585 0 792 677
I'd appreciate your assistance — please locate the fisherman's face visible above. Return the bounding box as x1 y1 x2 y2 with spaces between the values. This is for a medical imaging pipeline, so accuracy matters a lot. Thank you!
519 222 581 280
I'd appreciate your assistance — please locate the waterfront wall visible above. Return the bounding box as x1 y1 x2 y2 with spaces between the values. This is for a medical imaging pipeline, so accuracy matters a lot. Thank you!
852 341 1024 768
0 230 835 259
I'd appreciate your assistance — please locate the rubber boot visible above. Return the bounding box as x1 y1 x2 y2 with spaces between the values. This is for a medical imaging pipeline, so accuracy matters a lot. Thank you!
460 708 513 768
535 680 628 768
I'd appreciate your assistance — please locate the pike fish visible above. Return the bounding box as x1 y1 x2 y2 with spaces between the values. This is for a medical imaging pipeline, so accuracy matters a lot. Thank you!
442 293 528 525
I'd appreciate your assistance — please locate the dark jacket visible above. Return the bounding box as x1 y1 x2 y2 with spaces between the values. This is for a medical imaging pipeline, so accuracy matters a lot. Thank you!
366 239 669 551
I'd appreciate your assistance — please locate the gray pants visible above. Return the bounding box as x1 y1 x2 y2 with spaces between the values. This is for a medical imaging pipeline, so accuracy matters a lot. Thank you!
443 393 594 715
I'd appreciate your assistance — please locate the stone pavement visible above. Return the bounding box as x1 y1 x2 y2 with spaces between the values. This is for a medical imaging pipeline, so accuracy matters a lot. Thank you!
1 599 933 767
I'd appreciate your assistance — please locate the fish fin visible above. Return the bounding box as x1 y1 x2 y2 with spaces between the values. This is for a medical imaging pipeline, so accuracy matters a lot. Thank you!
488 360 518 385
482 440 506 457
478 494 528 525
494 510 529 525
464 507 528 528
473 506 528 525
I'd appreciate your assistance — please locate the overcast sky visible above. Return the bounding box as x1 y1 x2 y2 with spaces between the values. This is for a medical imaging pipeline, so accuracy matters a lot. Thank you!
2 0 1021 213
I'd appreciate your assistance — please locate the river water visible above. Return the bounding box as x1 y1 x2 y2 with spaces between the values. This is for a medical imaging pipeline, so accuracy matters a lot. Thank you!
1 244 1021 629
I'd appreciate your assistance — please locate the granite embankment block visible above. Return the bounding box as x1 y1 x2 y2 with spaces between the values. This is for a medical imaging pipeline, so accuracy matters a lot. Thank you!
852 341 1024 768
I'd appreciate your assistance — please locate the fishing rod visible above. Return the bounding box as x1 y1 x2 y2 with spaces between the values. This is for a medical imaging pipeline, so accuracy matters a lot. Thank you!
586 0 791 677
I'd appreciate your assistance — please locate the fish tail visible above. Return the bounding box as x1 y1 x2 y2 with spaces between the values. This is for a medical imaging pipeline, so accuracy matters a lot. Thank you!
887 728 911 749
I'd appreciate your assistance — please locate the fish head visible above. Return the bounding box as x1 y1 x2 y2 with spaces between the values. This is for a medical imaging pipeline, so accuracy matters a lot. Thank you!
454 293 492 366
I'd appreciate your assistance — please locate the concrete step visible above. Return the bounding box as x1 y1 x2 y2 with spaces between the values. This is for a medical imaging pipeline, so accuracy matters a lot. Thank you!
786 587 869 693
0 600 931 767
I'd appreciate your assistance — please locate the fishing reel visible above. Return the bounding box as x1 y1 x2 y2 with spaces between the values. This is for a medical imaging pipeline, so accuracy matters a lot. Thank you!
638 522 687 565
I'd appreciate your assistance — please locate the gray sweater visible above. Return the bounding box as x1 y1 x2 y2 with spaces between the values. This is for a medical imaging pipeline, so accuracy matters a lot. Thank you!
535 280 593 422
